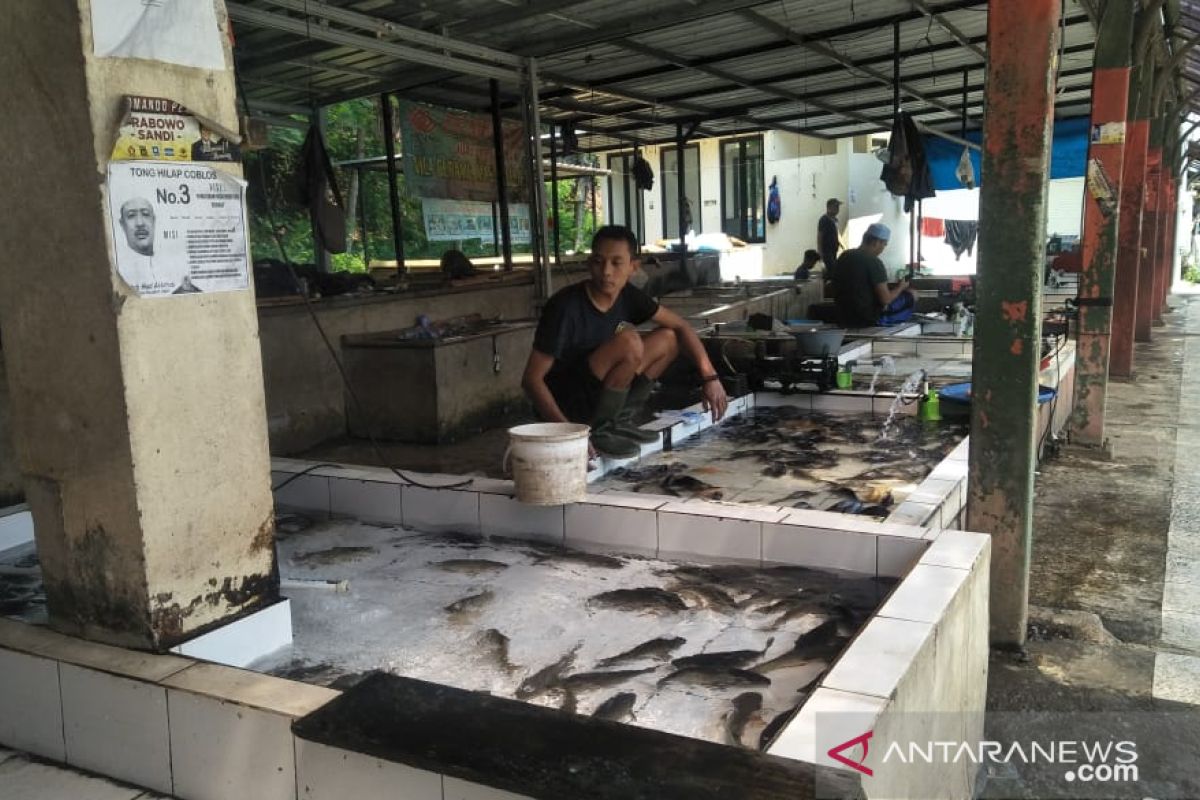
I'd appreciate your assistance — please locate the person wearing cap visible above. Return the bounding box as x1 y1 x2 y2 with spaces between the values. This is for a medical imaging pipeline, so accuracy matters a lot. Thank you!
817 198 843 275
832 223 915 328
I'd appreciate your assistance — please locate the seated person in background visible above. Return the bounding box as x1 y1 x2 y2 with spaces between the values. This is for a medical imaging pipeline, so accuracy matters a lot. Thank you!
832 223 915 328
793 249 821 281
523 225 729 458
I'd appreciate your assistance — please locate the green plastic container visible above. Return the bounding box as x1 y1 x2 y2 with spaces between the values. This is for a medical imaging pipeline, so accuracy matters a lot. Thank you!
836 369 853 390
919 388 942 422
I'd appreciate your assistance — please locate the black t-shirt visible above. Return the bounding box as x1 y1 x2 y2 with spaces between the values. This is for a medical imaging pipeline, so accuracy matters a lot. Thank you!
818 215 840 269
533 281 659 365
832 248 888 328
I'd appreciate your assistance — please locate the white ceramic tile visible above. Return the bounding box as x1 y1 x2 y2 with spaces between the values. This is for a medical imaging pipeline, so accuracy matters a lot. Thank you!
273 473 330 515
468 478 517 496
168 690 296 800
0 648 65 761
443 775 531 800
638 435 664 457
666 421 701 446
0 753 146 800
564 503 657 557
918 530 990 572
329 479 403 523
873 395 918 416
810 394 873 414
877 536 927 578
762 524 876 574
60 664 172 794
907 478 959 507
1161 610 1200 650
877 563 969 623
753 392 811 410
766 687 886 764
163 663 338 718
170 600 292 669
657 511 761 563
660 499 789 524
583 491 671 510
402 486 481 534
823 616 935 700
948 439 970 462
0 505 34 552
886 501 938 528
4 622 192 683
295 738 442 800
929 459 968 483
1152 653 1200 705
478 493 565 544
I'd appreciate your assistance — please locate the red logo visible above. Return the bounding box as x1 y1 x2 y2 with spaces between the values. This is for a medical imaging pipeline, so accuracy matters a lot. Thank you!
828 731 874 777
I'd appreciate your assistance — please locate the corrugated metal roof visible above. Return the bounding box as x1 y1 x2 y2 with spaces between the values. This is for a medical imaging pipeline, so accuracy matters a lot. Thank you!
231 0 1101 146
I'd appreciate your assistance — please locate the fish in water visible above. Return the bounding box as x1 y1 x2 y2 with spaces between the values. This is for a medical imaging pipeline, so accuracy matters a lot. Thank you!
561 668 654 692
476 628 517 674
754 620 842 672
592 692 637 722
661 473 724 500
673 584 737 611
658 667 771 689
527 548 625 570
596 636 686 667
723 692 763 748
293 546 376 566
588 587 688 614
431 559 510 575
517 646 580 699
672 638 773 671
759 704 802 750
444 589 494 620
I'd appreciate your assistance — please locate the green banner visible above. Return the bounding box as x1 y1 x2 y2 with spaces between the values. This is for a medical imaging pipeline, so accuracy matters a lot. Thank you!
399 100 529 203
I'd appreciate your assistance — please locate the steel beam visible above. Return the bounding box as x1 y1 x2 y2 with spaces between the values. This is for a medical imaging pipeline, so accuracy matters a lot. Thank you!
907 0 987 60
969 0 1061 649
1070 0 1134 447
448 0 596 36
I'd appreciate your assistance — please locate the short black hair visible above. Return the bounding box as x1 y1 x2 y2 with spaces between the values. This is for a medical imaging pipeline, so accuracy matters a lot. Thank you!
591 225 640 257
803 249 821 263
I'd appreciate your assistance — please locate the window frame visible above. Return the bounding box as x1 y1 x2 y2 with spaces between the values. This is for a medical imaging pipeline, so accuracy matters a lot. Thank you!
659 143 702 239
718 135 766 244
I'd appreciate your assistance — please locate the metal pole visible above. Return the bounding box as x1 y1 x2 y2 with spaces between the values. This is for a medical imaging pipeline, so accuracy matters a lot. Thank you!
310 108 331 272
379 92 406 275
893 22 901 117
357 166 369 267
961 68 969 137
1110 48 1152 377
676 123 688 276
549 122 561 265
490 79 513 270
1137 117 1163 341
590 160 598 233
1069 0 1133 447
969 0 1061 649
524 58 551 298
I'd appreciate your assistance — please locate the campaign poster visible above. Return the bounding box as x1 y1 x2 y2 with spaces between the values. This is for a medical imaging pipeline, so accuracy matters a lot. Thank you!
111 96 240 163
92 0 225 70
107 161 250 297
421 198 531 245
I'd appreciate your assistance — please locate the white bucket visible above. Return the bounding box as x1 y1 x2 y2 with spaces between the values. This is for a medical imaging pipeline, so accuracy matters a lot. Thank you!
503 422 591 505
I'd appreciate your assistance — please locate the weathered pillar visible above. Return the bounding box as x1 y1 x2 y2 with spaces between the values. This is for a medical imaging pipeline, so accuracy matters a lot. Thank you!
0 2 277 649
1136 121 1163 341
1154 173 1173 318
1069 0 1134 446
1110 59 1151 378
969 0 1061 648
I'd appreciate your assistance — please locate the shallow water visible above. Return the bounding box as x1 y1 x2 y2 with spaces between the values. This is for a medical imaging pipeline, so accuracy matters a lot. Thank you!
253 518 895 751
599 408 968 514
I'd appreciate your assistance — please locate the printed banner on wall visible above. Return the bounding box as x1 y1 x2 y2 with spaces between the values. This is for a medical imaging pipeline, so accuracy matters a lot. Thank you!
421 198 530 245
107 161 250 297
399 100 529 203
111 96 240 163
92 0 225 69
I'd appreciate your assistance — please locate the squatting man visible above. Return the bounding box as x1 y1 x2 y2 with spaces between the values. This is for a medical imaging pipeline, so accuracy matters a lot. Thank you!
523 225 728 458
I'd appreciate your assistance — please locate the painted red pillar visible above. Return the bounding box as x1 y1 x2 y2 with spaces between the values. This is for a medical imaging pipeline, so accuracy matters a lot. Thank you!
1136 144 1161 341
1111 106 1147 377
969 0 1061 648
1069 0 1132 446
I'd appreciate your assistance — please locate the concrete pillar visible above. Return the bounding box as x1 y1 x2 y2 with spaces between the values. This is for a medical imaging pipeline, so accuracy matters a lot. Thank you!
1136 130 1162 341
1110 61 1150 379
0 2 277 650
1069 0 1133 446
969 0 1061 649
1154 175 1172 318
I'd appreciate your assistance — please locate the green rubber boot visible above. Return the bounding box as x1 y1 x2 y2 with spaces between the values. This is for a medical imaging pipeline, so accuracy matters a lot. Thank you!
590 387 641 458
612 375 659 443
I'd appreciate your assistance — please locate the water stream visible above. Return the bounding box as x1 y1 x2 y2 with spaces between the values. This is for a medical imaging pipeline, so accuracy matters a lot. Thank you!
878 369 927 442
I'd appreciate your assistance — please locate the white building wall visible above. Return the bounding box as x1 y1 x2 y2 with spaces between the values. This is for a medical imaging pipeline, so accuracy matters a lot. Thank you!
760 132 844 276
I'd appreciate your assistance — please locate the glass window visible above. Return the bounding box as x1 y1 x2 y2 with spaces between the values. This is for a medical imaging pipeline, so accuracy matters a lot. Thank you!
660 144 701 239
719 136 765 243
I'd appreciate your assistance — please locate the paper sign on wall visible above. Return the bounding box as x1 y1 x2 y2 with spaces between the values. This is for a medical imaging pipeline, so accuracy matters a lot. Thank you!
92 0 225 70
1090 122 1126 146
107 161 250 297
111 96 240 163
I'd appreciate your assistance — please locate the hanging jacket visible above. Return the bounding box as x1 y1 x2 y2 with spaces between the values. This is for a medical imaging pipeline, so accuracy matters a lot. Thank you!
632 154 654 191
295 124 347 254
880 112 935 212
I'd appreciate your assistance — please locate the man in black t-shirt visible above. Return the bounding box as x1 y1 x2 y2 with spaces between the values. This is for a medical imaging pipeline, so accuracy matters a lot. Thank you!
818 198 842 275
523 225 729 458
832 223 914 328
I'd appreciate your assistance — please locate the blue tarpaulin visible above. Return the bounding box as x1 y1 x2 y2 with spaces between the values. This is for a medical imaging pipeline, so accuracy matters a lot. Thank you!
924 116 1091 191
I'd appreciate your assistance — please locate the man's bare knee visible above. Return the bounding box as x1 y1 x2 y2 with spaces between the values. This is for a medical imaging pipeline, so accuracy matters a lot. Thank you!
616 329 644 364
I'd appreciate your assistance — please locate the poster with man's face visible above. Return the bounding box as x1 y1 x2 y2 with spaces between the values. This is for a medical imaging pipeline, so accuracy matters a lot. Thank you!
107 161 250 297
